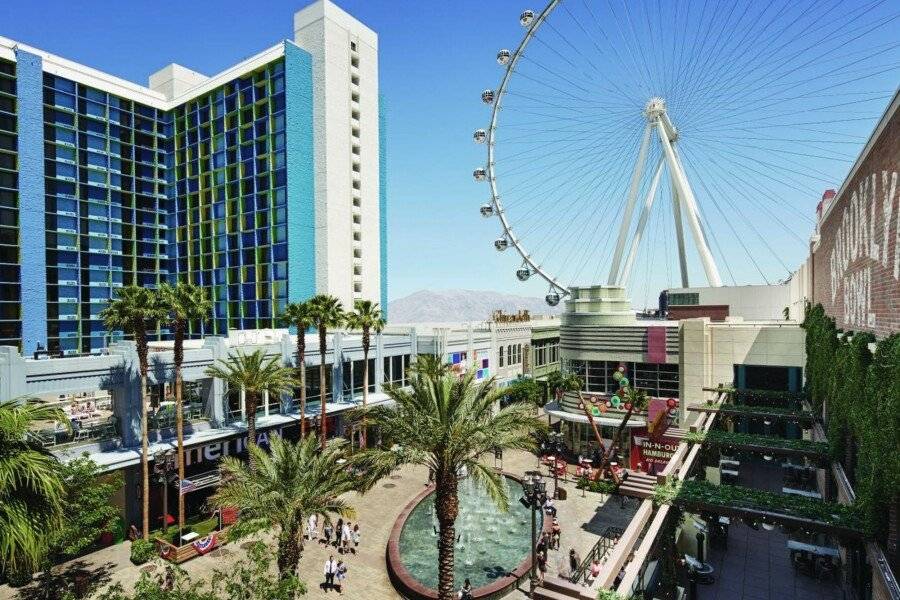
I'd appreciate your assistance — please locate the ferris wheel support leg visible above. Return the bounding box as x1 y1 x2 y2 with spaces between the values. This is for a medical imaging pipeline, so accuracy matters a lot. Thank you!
670 172 690 288
607 121 653 286
657 121 722 287
619 155 665 288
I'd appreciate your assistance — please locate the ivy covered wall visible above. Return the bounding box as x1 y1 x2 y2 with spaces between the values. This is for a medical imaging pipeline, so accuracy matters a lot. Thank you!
802 303 900 550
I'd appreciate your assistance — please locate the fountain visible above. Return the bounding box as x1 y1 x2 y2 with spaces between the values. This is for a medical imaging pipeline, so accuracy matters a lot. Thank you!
387 474 545 599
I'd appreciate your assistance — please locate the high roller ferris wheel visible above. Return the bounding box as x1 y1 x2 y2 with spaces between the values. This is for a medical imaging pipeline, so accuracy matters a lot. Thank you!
473 0 900 307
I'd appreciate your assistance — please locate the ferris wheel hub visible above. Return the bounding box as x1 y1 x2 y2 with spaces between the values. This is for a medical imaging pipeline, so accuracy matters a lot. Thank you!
644 97 667 121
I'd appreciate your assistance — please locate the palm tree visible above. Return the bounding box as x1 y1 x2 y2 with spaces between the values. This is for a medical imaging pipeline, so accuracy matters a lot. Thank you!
212 435 370 578
158 282 212 529
344 300 385 448
0 399 66 572
204 350 295 470
594 384 650 475
100 285 163 540
281 301 314 438
406 354 452 380
308 295 345 448
357 369 546 600
547 370 583 402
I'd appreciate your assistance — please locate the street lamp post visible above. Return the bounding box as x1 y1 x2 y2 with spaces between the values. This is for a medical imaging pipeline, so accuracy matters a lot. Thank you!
153 449 177 535
548 431 564 499
521 470 547 597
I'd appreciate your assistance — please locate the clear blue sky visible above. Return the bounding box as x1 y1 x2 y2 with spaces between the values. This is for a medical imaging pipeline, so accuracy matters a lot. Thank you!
2 1 896 306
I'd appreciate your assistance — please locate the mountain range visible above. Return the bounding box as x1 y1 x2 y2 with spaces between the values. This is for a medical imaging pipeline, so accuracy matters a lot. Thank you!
387 289 563 323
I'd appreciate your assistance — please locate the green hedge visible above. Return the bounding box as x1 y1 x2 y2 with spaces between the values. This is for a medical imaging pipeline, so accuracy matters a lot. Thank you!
732 388 806 407
654 479 866 534
802 304 900 540
704 403 814 420
576 476 618 495
684 429 828 457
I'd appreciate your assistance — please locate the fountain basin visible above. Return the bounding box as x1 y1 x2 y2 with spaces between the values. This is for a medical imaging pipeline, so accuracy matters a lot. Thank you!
386 473 552 600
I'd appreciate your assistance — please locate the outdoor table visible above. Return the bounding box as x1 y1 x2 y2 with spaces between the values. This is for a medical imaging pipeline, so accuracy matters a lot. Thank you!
718 516 730 525
181 532 200 543
719 458 739 467
783 462 815 472
720 468 739 477
783 486 821 499
787 540 839 557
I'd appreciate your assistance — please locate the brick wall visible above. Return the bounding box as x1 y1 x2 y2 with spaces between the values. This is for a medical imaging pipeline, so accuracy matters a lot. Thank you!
812 97 900 339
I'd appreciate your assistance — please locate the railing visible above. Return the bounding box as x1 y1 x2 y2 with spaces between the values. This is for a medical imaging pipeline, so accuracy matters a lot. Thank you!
27 417 119 448
150 402 206 430
570 526 625 584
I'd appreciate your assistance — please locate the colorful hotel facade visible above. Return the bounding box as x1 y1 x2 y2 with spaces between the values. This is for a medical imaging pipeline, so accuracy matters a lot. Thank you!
0 0 386 356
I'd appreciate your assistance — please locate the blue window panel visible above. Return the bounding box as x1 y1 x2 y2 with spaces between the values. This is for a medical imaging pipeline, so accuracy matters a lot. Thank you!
56 162 76 179
56 215 77 230
273 243 287 261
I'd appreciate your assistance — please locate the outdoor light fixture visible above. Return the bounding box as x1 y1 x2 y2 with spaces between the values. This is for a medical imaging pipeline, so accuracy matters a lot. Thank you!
521 470 547 595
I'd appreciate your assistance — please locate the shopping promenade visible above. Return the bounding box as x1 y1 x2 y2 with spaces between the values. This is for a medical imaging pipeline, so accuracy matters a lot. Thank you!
0 450 636 600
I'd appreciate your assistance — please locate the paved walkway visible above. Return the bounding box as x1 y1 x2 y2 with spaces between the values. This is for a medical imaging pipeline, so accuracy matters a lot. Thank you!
699 521 843 600
1 451 637 600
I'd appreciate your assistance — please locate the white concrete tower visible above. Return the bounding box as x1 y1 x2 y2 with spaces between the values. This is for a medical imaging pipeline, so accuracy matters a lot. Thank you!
294 0 382 309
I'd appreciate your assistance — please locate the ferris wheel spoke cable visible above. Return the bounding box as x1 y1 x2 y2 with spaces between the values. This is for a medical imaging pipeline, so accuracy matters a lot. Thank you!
686 38 900 114
688 146 808 254
684 55 900 132
515 137 645 259
680 149 771 283
678 0 853 109
687 151 815 228
686 4 899 116
578 0 652 97
507 141 640 233
696 136 855 185
693 148 813 244
690 154 793 279
546 146 652 283
680 0 825 109
522 144 647 276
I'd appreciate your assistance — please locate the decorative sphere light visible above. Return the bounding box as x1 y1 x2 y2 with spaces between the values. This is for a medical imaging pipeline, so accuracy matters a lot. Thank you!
480 203 494 217
481 89 495 104
545 291 560 306
497 49 511 65
516 266 531 281
473 167 487 182
520 10 535 27
494 237 508 251
473 129 487 144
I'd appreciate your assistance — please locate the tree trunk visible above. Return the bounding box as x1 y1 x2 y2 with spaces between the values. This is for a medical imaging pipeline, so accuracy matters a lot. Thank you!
319 329 328 449
136 329 150 541
297 335 307 439
174 321 186 531
597 407 635 475
246 392 258 472
277 519 302 579
435 469 459 600
361 330 369 449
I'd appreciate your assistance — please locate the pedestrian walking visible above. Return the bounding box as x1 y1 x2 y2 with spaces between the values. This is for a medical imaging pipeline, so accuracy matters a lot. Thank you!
551 517 561 549
307 513 318 540
323 522 333 546
335 518 344 549
323 555 338 590
341 521 352 554
335 559 347 595
537 549 548 583
352 523 361 553
569 548 581 575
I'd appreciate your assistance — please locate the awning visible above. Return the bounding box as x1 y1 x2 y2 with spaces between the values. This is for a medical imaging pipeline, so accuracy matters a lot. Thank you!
543 401 647 428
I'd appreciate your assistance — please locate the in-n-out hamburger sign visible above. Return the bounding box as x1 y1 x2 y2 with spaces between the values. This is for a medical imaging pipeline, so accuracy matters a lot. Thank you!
814 92 900 338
